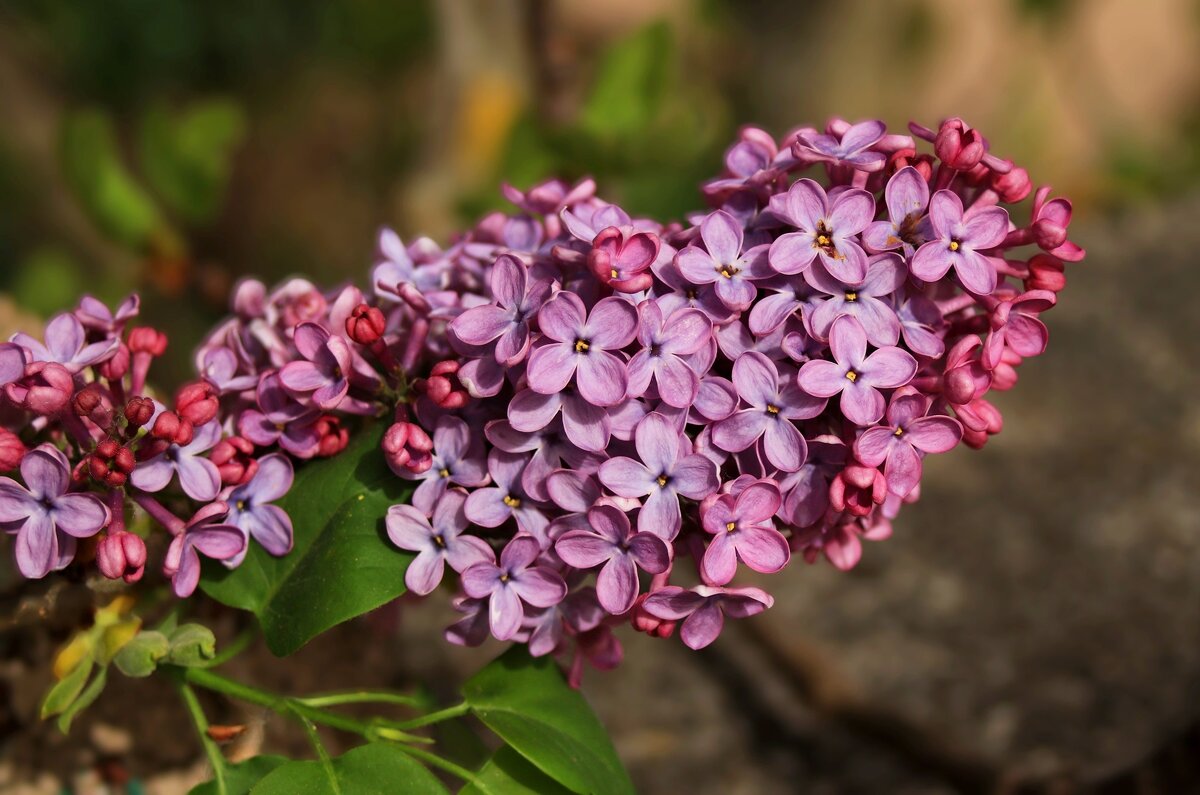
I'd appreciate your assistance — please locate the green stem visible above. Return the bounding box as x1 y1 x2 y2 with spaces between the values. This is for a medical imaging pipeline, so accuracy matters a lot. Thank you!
295 689 426 710
203 625 257 669
291 707 341 795
388 701 469 731
391 743 481 785
173 678 228 795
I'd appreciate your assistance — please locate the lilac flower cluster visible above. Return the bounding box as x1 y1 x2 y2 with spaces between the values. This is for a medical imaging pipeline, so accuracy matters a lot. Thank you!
0 116 1083 681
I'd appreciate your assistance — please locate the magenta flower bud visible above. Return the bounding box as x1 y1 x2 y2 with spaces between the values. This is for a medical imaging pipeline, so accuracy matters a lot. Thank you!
211 436 258 485
314 414 348 458
345 303 387 345
128 327 168 356
0 428 26 472
382 421 433 475
1027 253 1066 293
99 342 130 380
631 594 676 638
934 117 986 171
829 465 888 517
587 227 658 293
151 410 194 446
96 531 148 583
233 278 267 319
415 360 469 410
123 396 155 429
175 380 219 426
990 164 1031 203
72 383 114 427
5 362 74 415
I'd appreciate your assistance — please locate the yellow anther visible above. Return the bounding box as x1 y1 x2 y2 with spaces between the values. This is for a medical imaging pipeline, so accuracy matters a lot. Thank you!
816 235 831 246
610 269 619 278
893 427 904 436
725 522 737 532
844 291 858 302
574 340 590 353
236 500 247 511
502 495 521 508
846 371 858 382
657 475 668 487
766 404 780 415
439 468 450 478
719 268 734 279
949 241 960 251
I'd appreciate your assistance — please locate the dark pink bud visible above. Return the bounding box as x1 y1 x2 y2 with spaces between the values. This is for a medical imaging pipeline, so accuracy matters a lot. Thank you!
990 164 1031 203
830 465 887 517
314 414 348 458
346 303 386 345
5 362 74 415
128 327 168 356
415 360 468 409
1026 253 1066 293
587 227 658 293
73 383 114 427
96 531 148 584
99 342 130 380
175 380 219 426
382 421 433 475
0 428 26 472
1032 217 1068 251
211 436 258 485
124 396 155 429
631 594 675 638
151 411 193 446
934 118 986 171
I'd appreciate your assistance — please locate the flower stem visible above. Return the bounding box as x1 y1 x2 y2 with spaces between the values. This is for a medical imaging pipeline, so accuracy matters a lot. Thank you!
391 743 482 785
387 701 469 731
295 689 429 710
172 676 228 795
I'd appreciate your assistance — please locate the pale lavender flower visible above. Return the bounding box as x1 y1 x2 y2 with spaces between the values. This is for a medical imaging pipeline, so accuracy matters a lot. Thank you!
199 347 258 394
485 419 602 503
767 178 874 283
11 313 119 374
806 252 907 346
238 372 322 458
279 323 354 409
131 420 223 502
222 453 295 564
699 479 790 585
854 393 962 497
711 352 824 472
508 386 612 453
402 416 488 515
861 166 931 256
911 190 1009 294
642 585 774 650
797 315 917 426
75 294 139 334
464 450 549 542
372 227 447 299
598 412 719 540
386 488 494 595
626 302 711 408
0 445 109 578
777 436 847 528
526 292 637 407
163 503 245 597
555 504 670 614
675 210 773 311
898 296 946 358
0 343 26 387
794 119 887 171
449 255 553 366
461 535 567 641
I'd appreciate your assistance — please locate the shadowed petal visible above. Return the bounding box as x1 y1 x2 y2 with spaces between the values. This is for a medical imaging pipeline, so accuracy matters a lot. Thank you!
51 494 109 538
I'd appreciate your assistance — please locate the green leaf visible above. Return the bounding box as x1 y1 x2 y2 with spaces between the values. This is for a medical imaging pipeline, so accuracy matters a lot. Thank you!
113 630 171 678
40 652 95 719
140 99 246 223
460 746 574 795
463 648 633 795
56 666 108 733
201 425 414 656
164 623 217 667
250 743 448 795
189 755 289 795
61 109 162 248
580 22 672 139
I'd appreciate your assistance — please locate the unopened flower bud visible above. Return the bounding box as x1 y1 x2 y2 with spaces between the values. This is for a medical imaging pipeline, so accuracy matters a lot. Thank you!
124 396 155 428
73 383 114 428
96 531 148 584
211 437 257 485
314 414 348 458
631 594 676 638
382 421 433 475
128 327 168 356
346 303 386 345
1026 253 1066 293
175 381 219 426
934 117 986 171
990 164 1031 203
415 360 469 409
829 465 888 517
0 428 26 472
99 342 130 381
4 362 74 415
151 410 193 446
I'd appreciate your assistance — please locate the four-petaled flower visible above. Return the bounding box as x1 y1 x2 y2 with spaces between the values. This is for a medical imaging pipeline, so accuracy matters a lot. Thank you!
223 453 295 565
11 313 119 374
0 445 109 578
699 479 791 585
797 315 917 426
461 535 567 641
675 210 773 310
853 393 963 497
807 252 907 346
626 302 712 408
387 488 495 595
164 503 246 597
131 419 224 502
795 119 887 172
767 178 875 283
911 190 1009 294
526 292 638 407
280 323 356 409
642 585 774 650
861 166 931 257
464 450 549 542
981 290 1056 369
555 504 670 614
450 255 552 366
400 416 488 515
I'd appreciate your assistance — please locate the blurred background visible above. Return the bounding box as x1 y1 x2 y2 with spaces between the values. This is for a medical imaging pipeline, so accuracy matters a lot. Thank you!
2 0 1200 793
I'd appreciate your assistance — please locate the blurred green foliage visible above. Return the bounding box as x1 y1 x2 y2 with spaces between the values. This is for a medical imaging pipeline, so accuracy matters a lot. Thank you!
140 99 246 224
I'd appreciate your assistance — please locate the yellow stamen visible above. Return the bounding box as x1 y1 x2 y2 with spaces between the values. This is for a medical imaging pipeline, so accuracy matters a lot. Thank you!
816 235 831 246
844 291 858 302
846 371 858 382
502 495 521 508
439 468 450 478
610 269 619 279
657 475 668 487
766 404 780 415
575 340 590 353
725 522 736 532
949 241 960 251
893 427 904 437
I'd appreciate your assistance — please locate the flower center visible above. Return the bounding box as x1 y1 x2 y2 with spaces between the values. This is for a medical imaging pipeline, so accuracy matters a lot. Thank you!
439 467 450 478
766 404 780 415
845 370 859 382
610 268 619 279
725 521 737 533
502 494 521 508
893 427 904 437
949 239 961 252
814 221 841 258
574 339 590 353
844 291 858 302
499 572 510 583
717 264 740 279
236 499 247 511
656 474 669 487
432 533 446 549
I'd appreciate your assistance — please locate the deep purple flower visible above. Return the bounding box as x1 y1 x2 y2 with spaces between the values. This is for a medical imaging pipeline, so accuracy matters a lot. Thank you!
598 412 719 540
279 323 355 409
711 352 824 472
460 535 567 641
555 504 670 614
0 445 109 578
526 292 637 407
795 119 887 171
163 502 246 597
450 255 552 366
642 585 773 650
699 479 790 585
854 393 963 497
981 290 1056 369
767 178 874 283
387 488 494 595
223 453 295 564
861 166 931 257
806 252 906 346
464 450 549 542
238 372 322 458
11 313 119 374
401 416 488 515
911 190 1009 294
797 315 917 426
626 302 711 408
131 419 223 501
675 210 773 310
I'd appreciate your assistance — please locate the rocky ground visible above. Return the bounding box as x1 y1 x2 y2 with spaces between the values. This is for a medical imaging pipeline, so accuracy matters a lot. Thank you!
3 196 1199 794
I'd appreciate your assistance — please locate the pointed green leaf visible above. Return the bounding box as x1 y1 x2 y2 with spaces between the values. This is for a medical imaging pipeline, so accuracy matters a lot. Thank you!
201 425 414 656
463 648 633 795
56 666 108 733
460 746 574 795
40 652 95 719
188 755 289 795
250 743 448 794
